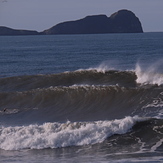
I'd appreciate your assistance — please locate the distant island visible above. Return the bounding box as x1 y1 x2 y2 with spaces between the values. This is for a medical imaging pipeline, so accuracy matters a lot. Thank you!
0 26 39 36
0 9 143 36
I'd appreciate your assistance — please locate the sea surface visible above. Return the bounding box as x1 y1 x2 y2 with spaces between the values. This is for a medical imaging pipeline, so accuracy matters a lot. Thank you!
0 33 163 163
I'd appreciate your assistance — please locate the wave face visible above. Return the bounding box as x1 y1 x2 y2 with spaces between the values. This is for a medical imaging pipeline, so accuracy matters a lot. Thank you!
0 68 163 151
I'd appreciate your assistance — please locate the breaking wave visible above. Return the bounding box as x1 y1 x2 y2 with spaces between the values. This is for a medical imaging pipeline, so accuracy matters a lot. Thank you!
0 83 163 125
0 116 147 150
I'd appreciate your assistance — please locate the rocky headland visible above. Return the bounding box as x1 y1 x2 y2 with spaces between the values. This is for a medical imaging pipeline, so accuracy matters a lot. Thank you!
43 9 143 35
0 9 143 36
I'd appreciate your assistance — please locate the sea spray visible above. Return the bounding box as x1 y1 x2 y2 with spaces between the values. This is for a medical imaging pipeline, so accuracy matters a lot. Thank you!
89 60 116 73
135 61 163 85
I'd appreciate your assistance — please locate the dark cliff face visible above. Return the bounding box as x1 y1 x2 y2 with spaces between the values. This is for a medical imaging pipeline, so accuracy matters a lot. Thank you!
43 9 143 35
110 10 143 33
0 26 39 36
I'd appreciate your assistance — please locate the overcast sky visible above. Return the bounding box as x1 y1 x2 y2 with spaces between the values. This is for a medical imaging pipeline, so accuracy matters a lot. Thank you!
0 0 163 32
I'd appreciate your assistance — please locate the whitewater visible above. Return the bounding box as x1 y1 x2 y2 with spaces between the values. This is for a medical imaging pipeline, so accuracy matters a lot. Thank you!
0 116 147 150
0 33 163 163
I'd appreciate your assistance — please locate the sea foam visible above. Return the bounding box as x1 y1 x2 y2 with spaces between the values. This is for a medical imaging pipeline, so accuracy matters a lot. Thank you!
0 116 146 150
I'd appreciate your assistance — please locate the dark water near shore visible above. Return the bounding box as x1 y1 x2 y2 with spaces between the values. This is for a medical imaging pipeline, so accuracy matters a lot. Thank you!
0 33 163 162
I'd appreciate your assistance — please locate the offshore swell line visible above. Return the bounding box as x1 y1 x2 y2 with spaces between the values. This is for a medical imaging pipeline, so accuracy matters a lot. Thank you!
0 62 163 91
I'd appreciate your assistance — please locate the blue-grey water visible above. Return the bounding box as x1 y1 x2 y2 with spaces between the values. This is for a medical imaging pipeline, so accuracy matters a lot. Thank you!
0 33 163 163
1 33 162 77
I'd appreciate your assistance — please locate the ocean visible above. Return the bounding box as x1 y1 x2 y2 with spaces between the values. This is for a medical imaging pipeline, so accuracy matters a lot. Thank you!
0 33 163 163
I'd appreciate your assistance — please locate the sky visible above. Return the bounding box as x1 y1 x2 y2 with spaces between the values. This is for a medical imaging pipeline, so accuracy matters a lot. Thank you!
0 0 163 32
